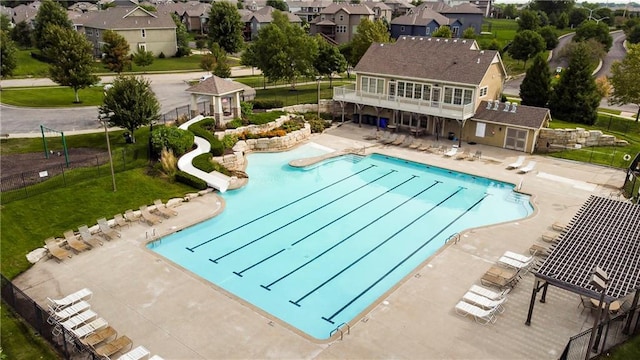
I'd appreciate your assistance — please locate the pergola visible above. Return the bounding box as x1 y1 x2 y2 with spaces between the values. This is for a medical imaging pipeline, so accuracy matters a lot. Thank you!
185 76 246 123
525 195 640 333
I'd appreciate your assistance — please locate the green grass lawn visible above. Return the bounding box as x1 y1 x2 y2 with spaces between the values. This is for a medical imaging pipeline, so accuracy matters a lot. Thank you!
254 80 352 107
0 85 106 107
0 304 60 360
11 49 53 78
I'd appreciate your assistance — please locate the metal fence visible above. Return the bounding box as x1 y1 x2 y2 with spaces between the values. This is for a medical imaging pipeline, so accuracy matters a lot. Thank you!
1 148 147 204
560 301 640 360
159 100 211 124
1 274 100 360
623 153 640 203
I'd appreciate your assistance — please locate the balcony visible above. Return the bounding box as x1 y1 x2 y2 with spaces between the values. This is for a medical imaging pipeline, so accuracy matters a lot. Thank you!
333 84 476 120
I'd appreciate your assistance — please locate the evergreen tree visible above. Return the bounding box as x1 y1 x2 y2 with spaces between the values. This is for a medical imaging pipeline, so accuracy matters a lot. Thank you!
208 2 244 54
549 42 600 125
520 54 551 107
10 21 33 48
132 47 154 72
33 0 72 51
210 42 231 78
1 30 18 77
102 30 131 73
172 13 190 57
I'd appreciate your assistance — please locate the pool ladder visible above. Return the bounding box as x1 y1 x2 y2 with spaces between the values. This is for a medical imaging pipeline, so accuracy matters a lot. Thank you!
445 232 460 245
329 322 351 340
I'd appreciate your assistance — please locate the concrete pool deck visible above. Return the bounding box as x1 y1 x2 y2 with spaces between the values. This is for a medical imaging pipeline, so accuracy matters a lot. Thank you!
14 122 627 359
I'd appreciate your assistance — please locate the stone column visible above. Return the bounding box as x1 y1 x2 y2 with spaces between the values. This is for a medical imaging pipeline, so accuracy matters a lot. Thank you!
233 91 241 118
214 95 223 124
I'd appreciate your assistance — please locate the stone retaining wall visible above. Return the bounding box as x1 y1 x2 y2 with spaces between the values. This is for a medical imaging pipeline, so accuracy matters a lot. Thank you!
215 113 295 139
537 127 628 152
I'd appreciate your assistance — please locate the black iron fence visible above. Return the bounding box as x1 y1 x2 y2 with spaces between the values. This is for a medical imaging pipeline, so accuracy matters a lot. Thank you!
1 148 147 204
159 101 211 124
1 274 100 360
623 153 640 203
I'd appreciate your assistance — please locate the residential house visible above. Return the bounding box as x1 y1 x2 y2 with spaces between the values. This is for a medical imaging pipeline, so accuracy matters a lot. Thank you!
384 0 414 18
309 3 376 45
363 1 393 22
289 0 332 23
241 6 302 41
8 2 40 28
80 5 177 58
157 1 211 33
440 2 483 35
391 1 483 38
333 36 550 153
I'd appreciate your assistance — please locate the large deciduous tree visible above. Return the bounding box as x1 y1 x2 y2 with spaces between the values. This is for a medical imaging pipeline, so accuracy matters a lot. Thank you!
314 37 347 88
172 13 190 57
267 0 288 11
609 44 640 122
1 30 18 77
549 42 600 125
10 21 33 48
517 9 540 31
573 21 613 52
102 30 131 73
242 11 318 89
100 75 161 143
508 30 545 67
33 0 72 51
208 2 244 54
537 25 559 50
350 18 391 66
210 42 231 78
43 25 99 103
519 54 551 107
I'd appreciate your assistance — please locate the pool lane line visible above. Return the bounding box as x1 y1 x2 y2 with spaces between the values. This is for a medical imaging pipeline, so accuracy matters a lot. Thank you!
321 193 489 324
289 186 464 307
185 164 377 252
208 170 397 264
231 175 420 277
260 180 442 291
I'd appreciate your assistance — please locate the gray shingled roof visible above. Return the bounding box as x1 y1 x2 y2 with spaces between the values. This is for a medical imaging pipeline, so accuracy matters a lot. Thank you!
391 8 450 26
473 101 550 130
241 6 301 23
186 76 247 96
442 3 483 14
321 3 374 15
412 1 451 13
81 6 176 30
355 37 499 85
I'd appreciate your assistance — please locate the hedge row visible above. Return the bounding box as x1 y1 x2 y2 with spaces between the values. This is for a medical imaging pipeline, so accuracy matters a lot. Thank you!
175 170 208 190
188 118 224 156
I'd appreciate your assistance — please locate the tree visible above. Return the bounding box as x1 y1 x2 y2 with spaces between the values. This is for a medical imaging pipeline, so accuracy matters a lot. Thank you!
609 44 640 122
537 25 559 50
102 30 131 73
314 37 347 88
349 18 391 66
519 54 551 107
208 2 244 54
558 38 605 71
267 0 288 11
1 31 18 78
0 14 10 31
573 21 613 52
568 8 588 28
100 75 160 143
42 25 99 103
517 10 540 31
33 0 72 51
242 11 318 89
132 47 154 71
172 13 190 57
595 76 612 99
10 21 33 48
503 4 517 19
432 26 452 38
462 27 475 39
200 53 216 74
556 12 569 29
626 26 640 45
508 30 545 67
210 42 231 78
549 42 600 125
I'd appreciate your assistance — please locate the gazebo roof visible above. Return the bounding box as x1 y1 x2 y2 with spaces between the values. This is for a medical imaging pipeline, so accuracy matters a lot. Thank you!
185 76 246 97
535 195 640 303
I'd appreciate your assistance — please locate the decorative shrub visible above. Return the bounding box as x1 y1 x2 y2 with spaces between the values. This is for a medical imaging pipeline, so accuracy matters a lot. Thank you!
246 111 286 125
160 147 178 176
175 170 208 190
151 126 194 156
225 119 245 129
240 101 253 117
158 52 166 58
192 153 216 172
251 99 284 110
308 119 329 133
187 118 224 156
221 134 238 150
281 119 303 132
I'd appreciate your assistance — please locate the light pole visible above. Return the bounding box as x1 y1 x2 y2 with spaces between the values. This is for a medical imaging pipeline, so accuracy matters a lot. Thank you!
98 113 117 192
585 267 609 360
316 76 323 118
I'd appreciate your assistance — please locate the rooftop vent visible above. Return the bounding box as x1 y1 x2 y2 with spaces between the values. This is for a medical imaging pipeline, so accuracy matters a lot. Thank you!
436 38 440 42
462 40 467 43
511 103 517 113
480 50 484 54
503 101 511 112
477 58 480 64
486 100 493 110
493 101 500 111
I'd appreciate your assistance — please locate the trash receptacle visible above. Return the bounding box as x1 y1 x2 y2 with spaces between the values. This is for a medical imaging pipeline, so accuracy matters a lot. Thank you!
448 132 455 140
380 118 388 129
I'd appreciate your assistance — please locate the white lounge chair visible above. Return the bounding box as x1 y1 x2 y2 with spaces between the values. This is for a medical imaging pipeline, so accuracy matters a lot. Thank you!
506 155 525 169
69 317 108 340
518 161 537 173
444 147 458 157
454 301 498 325
502 251 535 264
462 292 507 313
118 345 151 360
47 288 92 310
47 300 91 325
469 284 510 301
149 355 165 360
58 309 98 330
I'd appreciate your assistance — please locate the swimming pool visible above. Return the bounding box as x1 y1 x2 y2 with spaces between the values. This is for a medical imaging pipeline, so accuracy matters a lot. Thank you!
149 143 532 339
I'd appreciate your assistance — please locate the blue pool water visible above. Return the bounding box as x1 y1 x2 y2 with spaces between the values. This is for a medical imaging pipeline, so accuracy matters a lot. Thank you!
149 143 533 339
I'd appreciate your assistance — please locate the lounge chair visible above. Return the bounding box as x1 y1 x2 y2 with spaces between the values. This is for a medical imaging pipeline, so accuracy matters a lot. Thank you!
64 230 90 253
552 221 567 231
444 147 458 157
455 148 470 160
518 161 537 174
53 309 98 336
382 134 398 145
378 132 392 143
391 135 407 146
140 205 163 226
497 256 535 271
454 301 498 325
81 326 117 347
542 231 560 243
124 209 141 223
44 237 72 262
408 139 422 149
528 244 548 256
469 284 510 301
154 199 178 218
94 335 133 358
480 265 519 289
417 143 432 152
69 317 108 340
462 292 507 313
79 225 103 247
362 129 380 140
506 155 525 169
502 251 535 264
149 355 165 360
470 150 482 160
47 300 91 325
118 345 151 360
97 218 121 240
47 288 92 310
114 213 130 228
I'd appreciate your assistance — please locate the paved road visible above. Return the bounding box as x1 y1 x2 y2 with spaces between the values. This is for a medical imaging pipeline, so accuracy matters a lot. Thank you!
595 31 627 79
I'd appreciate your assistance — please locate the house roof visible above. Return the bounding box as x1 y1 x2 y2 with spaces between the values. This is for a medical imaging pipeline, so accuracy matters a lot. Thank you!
241 6 301 23
321 3 374 15
391 8 450 26
384 0 414 9
11 3 39 24
80 6 176 30
185 76 247 97
362 1 392 11
442 3 483 15
355 37 498 86
472 101 550 130
412 1 451 13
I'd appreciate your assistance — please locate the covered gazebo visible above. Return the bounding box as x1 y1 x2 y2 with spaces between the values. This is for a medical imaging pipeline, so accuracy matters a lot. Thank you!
185 76 247 124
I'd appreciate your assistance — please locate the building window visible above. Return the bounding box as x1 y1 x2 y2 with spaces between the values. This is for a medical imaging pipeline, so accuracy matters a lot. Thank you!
339 15 344 21
453 88 463 105
360 76 384 94
405 83 413 98
141 29 146 38
337 25 347 33
414 85 421 99
444 87 453 104
313 7 318 12
463 89 473 104
479 86 488 97
422 85 431 100
400 26 405 32
452 26 459 36
138 43 146 51
425 27 430 35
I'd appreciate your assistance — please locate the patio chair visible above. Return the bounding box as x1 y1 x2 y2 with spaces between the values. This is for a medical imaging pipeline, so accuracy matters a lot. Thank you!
497 256 535 272
149 355 165 360
114 213 130 228
97 218 120 240
502 251 535 264
154 199 178 218
80 326 117 347
53 309 98 336
470 150 482 160
408 139 422 149
517 161 537 174
69 317 108 341
362 129 380 140
454 301 499 325
542 231 560 243
417 143 432 152
444 147 458 157
124 209 141 223
140 205 163 226
47 300 91 325
468 284 510 301
118 345 151 360
480 265 519 289
47 288 92 310
462 292 507 313
79 225 103 247
506 155 525 169
552 221 567 231
455 148 471 160
378 132 393 143
391 134 407 146
64 230 90 253
44 237 71 262
528 244 548 256
382 134 398 145
94 335 133 358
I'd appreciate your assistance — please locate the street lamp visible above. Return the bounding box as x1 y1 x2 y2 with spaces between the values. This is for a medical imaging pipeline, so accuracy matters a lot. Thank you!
316 75 323 118
585 266 609 360
98 112 117 192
